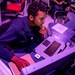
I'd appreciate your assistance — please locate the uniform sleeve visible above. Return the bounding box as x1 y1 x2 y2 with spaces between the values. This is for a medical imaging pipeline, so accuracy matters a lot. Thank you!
0 23 18 61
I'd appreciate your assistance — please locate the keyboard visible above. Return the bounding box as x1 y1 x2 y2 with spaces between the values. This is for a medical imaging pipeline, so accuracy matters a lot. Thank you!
44 41 61 56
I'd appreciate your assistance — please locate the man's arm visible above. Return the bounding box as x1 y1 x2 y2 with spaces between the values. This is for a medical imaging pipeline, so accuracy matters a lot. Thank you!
0 19 30 71
53 0 60 5
0 43 15 61
0 43 30 71
0 25 17 61
53 0 65 5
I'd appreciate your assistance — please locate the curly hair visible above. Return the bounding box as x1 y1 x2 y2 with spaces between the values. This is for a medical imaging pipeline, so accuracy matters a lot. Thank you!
27 1 47 18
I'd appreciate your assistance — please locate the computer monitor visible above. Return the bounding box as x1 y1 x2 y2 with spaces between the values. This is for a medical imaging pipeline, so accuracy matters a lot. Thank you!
21 47 75 75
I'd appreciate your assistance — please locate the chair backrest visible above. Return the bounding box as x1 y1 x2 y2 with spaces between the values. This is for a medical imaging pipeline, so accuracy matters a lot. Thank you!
6 0 25 14
50 0 53 8
54 11 67 24
41 0 53 8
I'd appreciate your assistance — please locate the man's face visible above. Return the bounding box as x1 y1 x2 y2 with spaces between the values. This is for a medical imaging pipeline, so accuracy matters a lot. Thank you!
32 11 46 27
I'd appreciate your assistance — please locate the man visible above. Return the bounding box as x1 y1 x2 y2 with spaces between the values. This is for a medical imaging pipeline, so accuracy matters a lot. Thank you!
0 2 47 71
51 0 71 18
53 0 65 11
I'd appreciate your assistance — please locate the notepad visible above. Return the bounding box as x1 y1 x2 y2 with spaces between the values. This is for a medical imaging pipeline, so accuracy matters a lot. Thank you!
52 23 68 34
9 54 35 75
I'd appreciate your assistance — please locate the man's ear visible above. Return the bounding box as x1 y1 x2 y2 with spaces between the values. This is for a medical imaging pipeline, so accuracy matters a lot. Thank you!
29 15 34 21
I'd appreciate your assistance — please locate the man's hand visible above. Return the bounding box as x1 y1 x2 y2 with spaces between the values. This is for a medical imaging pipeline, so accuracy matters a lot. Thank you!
11 56 30 71
39 26 47 35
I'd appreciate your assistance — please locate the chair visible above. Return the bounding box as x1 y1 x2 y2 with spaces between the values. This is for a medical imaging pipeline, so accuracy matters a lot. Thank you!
41 0 53 14
54 11 68 24
5 0 25 17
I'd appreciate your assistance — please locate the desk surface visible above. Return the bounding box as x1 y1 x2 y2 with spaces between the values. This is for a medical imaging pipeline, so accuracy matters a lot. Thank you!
49 23 75 44
15 52 44 63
